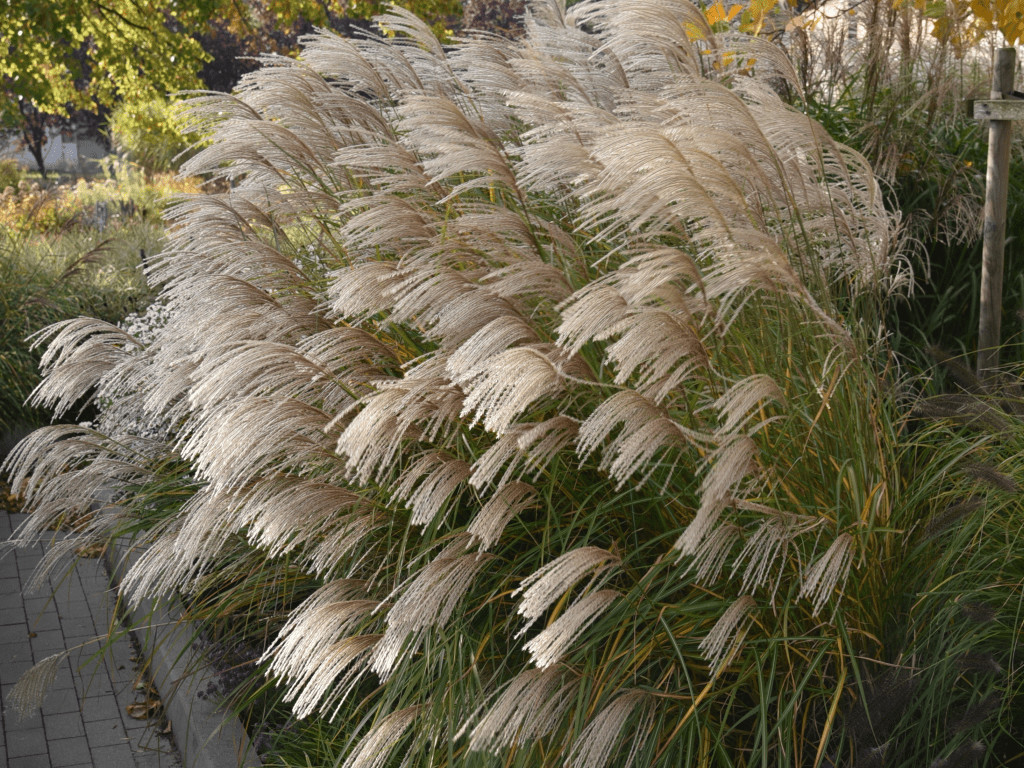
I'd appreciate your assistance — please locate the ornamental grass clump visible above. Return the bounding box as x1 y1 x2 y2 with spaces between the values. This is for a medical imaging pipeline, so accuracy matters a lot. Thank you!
5 0 1022 765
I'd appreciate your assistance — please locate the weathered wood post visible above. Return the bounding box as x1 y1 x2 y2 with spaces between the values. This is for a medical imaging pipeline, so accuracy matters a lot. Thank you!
975 47 1018 377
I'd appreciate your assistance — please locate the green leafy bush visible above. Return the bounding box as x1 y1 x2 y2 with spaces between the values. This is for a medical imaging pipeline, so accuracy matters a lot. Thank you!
108 97 199 173
0 163 199 234
4 2 1022 767
787 10 1024 369
0 229 153 438
0 157 20 190
0 168 179 440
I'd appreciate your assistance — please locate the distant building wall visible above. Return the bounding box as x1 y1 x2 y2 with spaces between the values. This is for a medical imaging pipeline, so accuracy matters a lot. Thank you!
0 126 108 174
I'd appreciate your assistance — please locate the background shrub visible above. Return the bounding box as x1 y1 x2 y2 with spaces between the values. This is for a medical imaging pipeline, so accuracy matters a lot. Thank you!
108 97 200 174
0 157 20 190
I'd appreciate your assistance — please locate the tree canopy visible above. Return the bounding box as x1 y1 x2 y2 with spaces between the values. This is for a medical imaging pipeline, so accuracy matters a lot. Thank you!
0 1 213 175
0 0 460 175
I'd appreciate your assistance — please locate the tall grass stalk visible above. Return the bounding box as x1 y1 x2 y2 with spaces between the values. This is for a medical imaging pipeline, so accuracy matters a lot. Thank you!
4 1 1021 765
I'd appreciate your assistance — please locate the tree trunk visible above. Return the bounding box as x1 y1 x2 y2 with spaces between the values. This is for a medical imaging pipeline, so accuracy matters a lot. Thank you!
18 101 49 179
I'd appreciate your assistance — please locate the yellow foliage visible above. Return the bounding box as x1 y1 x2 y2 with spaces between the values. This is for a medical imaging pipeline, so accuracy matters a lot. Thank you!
931 0 1024 49
704 0 744 25
740 0 780 33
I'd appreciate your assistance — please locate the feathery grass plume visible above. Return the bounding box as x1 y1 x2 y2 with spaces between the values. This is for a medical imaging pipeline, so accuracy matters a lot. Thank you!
458 346 566 434
178 398 335 494
576 390 704 489
928 741 986 768
523 588 619 668
342 705 423 768
241 476 368 559
566 690 655 768
957 599 997 624
699 595 756 677
911 395 1012 436
27 318 142 419
955 653 1003 675
468 425 531 490
681 522 740 584
467 420 570 490
370 536 492 678
288 634 381 721
26 508 128 592
393 451 471 526
960 462 1019 493
596 308 710 403
799 532 854 615
466 481 538 550
3 425 152 547
732 512 817 601
263 580 383 718
467 667 581 753
514 415 580 475
446 316 541 386
8 651 70 719
674 434 758 556
949 693 1002 733
923 496 984 540
306 513 382 577
513 546 620 633
713 374 787 435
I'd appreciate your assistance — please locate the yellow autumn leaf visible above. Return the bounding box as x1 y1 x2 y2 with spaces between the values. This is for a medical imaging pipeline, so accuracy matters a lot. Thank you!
739 0 781 34
996 0 1024 43
970 0 994 25
704 0 744 24
684 20 710 41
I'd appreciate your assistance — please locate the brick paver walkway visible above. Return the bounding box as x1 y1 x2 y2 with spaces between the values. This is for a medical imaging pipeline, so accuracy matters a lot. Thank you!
1 512 182 768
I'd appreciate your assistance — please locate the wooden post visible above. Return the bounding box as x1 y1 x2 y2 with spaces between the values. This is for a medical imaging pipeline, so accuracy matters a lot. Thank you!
978 47 1016 377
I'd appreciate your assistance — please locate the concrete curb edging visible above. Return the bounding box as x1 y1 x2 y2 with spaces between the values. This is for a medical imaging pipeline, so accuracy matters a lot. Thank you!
104 536 264 768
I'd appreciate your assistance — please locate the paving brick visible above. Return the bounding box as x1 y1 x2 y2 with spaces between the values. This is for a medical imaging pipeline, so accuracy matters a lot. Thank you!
53 581 89 604
7 726 48 757
0 575 23 597
40 689 81 715
0 622 32 643
107 652 139 688
126 726 157 753
133 751 177 768
31 630 67 657
86 717 129 748
48 735 90 767
60 614 100 638
27 610 62 632
90 742 138 768
80 693 123 722
15 547 45 562
0 639 33 662
76 681 117 706
58 602 97 621
16 561 45 580
23 598 55 617
0 659 34 684
44 711 87 739
0 585 24 610
83 578 113 597
49 664 77 692
9 754 53 768
24 608 60 630
67 643 98 670
2 516 181 768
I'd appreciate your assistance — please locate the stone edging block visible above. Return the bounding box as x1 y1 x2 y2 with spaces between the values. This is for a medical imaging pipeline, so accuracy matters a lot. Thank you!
105 536 264 768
